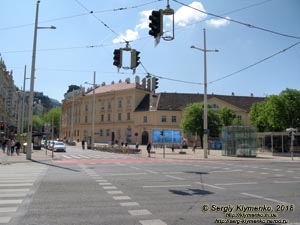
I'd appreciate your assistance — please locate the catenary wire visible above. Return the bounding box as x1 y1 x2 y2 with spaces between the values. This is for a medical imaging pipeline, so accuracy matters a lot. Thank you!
172 0 300 40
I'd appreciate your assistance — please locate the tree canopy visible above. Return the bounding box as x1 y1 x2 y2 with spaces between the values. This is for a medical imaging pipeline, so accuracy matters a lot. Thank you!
250 88 300 132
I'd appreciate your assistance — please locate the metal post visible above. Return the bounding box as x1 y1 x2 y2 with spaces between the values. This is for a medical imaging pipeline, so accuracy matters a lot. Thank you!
203 29 208 159
26 0 40 160
91 71 96 149
71 94 74 142
21 65 26 139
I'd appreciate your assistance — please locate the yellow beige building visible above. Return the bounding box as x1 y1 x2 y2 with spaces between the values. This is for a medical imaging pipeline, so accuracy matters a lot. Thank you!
61 80 264 145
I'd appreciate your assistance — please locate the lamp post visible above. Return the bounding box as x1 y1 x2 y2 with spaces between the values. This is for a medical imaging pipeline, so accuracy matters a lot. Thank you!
191 28 218 159
85 71 96 149
26 0 56 160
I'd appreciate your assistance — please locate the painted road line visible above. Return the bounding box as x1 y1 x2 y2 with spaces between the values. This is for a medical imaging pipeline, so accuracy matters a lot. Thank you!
0 199 23 204
273 180 300 184
0 183 33 187
107 190 123 195
113 196 131 200
130 166 140 170
0 207 18 213
241 192 290 204
286 171 295 173
0 193 27 198
106 173 147 176
165 175 185 180
145 170 159 174
96 180 107 182
260 172 269 175
102 186 117 190
120 202 140 207
139 219 167 225
99 183 112 186
143 184 191 188
0 189 30 192
0 217 11 223
246 171 255 173
162 172 183 175
128 209 151 216
195 182 225 190
214 182 257 186
210 169 243 173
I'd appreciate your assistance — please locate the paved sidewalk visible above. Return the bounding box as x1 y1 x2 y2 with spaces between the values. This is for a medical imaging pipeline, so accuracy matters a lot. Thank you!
1 145 299 164
0 149 58 164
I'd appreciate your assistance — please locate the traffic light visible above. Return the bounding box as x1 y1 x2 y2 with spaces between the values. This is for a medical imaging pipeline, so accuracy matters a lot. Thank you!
141 78 146 88
149 10 163 38
151 77 159 91
130 49 140 69
146 78 151 90
113 48 122 68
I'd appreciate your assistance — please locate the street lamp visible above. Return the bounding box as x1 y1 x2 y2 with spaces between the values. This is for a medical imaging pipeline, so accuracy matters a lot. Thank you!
27 0 56 160
84 71 96 150
191 28 218 159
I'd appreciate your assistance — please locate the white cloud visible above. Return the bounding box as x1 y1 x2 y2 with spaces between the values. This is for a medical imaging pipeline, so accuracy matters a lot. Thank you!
206 17 230 28
112 29 139 44
113 10 151 44
135 10 152 30
174 1 207 27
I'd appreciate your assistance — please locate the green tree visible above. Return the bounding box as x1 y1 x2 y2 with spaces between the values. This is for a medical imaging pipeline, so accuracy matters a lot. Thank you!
43 107 61 137
32 115 44 132
220 107 236 126
180 103 221 147
250 88 300 132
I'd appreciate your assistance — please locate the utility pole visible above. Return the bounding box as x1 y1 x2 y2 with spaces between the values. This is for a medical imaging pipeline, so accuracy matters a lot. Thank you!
91 71 96 149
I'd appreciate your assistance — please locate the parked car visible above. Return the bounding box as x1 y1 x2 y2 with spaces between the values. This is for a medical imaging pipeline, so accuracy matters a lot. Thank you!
52 141 66 152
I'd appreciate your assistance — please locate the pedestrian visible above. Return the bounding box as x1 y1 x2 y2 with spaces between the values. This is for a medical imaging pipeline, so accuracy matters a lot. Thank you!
15 141 21 156
6 138 12 156
81 139 85 150
147 142 152 157
11 139 15 155
1 139 7 153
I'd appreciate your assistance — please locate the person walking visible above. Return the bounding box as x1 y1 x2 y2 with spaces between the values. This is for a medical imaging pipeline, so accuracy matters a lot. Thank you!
147 142 152 157
15 141 21 156
81 139 85 150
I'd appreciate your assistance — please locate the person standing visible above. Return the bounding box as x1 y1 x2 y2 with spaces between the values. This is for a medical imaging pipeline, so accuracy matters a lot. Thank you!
147 142 152 157
6 138 12 156
81 139 85 150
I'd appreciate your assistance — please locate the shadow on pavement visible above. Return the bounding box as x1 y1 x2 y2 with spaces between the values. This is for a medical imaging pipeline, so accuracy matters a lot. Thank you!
31 159 81 172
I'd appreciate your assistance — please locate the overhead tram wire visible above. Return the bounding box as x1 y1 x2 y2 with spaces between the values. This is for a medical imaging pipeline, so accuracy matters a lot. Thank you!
0 0 162 31
208 41 300 84
172 0 300 40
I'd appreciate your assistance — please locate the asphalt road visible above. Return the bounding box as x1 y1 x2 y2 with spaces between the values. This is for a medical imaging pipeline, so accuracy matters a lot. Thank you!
1 146 300 225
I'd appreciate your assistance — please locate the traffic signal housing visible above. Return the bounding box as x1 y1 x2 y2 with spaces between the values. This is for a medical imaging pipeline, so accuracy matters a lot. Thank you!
0 122 4 131
113 48 122 68
149 10 163 38
130 49 140 69
141 78 146 88
151 77 159 91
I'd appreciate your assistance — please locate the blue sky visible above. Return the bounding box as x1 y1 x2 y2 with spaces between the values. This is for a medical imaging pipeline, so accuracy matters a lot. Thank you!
1 0 299 102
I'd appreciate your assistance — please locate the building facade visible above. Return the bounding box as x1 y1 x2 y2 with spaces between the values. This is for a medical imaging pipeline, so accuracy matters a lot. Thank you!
61 80 265 145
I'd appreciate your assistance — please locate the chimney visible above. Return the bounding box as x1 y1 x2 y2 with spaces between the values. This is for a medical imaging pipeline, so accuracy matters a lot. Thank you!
231 92 235 96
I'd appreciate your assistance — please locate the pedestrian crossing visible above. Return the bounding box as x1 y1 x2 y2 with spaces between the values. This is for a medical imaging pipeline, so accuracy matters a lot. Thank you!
0 163 47 224
60 153 137 160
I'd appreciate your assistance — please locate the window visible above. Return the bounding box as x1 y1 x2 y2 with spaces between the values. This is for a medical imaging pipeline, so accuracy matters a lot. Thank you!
108 114 111 121
85 116 88 123
118 113 122 121
85 104 88 112
100 101 104 110
211 103 219 109
108 101 111 110
106 129 110 136
127 98 131 108
127 112 131 120
161 115 167 123
99 129 103 136
101 114 104 122
237 115 242 120
143 116 147 123
172 115 176 123
118 99 122 108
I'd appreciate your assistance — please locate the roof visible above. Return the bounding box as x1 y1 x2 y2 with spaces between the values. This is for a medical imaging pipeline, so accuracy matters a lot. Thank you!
135 92 265 112
85 82 142 95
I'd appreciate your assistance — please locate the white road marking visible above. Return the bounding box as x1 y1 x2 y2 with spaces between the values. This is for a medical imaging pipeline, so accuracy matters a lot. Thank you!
139 219 167 225
128 209 151 216
120 202 139 207
165 175 185 180
143 184 191 188
102 186 117 190
113 196 131 200
0 183 33 187
214 182 257 186
0 217 11 223
98 183 112 186
195 182 225 190
0 207 18 212
0 199 23 204
241 192 290 204
145 170 159 174
273 180 300 184
107 191 123 195
0 188 30 192
0 193 27 198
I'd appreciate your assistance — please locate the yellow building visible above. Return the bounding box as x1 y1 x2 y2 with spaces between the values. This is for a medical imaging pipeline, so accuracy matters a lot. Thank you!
61 81 264 145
